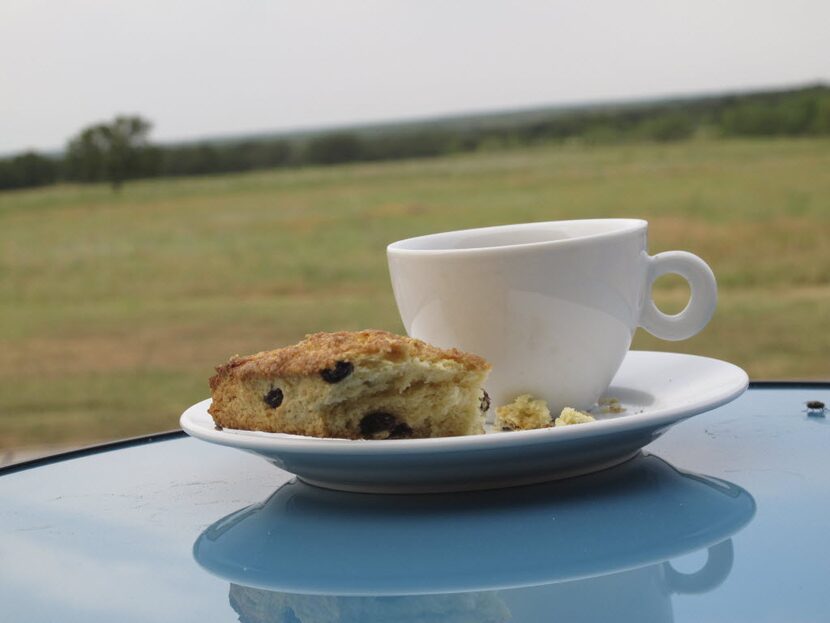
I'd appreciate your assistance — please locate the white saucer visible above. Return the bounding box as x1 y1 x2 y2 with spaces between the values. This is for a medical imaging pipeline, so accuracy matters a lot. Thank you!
180 351 748 493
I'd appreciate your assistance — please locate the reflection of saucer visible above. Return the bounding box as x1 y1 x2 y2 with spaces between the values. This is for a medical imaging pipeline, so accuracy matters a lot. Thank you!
193 453 755 596
181 351 748 493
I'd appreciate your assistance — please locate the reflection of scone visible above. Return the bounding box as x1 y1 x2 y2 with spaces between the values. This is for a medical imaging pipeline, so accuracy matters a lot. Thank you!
228 584 511 623
209 330 491 439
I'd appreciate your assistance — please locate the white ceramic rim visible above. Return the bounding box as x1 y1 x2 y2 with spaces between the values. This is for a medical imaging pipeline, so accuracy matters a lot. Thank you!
180 352 748 456
386 218 647 256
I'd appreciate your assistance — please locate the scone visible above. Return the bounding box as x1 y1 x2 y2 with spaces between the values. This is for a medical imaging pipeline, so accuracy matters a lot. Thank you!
208 330 491 439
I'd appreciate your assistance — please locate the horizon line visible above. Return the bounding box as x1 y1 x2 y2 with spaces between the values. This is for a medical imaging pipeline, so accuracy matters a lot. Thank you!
3 79 827 158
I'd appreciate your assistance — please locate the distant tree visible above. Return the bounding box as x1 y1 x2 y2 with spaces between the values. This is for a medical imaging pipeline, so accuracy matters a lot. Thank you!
65 115 153 190
638 113 696 142
0 151 59 190
306 133 365 165
719 88 830 137
366 131 451 160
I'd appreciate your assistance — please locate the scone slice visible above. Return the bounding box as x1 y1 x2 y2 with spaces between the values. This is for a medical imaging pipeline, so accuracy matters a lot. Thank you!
209 330 491 440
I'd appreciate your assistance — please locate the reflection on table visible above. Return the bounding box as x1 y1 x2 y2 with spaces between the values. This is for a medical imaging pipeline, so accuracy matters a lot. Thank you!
194 452 755 622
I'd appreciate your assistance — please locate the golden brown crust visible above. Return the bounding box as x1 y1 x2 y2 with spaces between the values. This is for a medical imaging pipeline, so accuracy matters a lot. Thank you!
209 329 489 388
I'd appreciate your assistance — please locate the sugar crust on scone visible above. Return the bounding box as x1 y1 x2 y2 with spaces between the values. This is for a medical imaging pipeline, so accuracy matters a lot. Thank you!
211 330 489 384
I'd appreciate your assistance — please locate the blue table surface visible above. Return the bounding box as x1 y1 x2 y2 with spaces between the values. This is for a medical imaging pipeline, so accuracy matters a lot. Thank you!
1 384 828 623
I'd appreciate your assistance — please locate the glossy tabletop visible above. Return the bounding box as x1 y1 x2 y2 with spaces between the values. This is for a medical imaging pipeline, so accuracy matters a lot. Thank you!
1 384 828 623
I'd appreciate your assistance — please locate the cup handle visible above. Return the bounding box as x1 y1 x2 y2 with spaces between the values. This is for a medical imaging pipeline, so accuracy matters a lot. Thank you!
639 251 717 341
664 539 734 595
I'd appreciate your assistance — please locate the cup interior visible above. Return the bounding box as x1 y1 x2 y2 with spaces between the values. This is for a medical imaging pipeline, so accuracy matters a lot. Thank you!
388 219 645 252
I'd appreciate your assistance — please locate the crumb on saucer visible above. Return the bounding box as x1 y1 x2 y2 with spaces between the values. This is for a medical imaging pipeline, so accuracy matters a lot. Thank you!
597 396 626 414
554 407 596 427
495 394 552 431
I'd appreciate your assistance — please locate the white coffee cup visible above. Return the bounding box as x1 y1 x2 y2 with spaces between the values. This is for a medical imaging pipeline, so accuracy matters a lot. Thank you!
387 219 717 414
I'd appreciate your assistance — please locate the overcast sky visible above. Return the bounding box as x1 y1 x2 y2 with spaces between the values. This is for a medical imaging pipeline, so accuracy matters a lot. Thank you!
1 0 828 154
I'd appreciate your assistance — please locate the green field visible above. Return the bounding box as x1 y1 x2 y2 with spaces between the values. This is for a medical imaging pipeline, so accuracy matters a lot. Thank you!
1 138 829 451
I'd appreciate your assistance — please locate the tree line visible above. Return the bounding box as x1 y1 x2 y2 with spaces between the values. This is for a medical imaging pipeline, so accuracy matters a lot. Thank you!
2 84 828 192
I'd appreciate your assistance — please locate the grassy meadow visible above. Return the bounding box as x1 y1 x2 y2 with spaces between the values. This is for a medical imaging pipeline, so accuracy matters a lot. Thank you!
1 137 829 451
